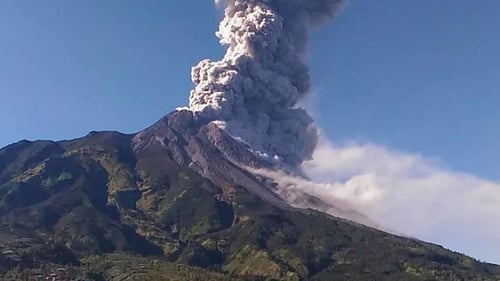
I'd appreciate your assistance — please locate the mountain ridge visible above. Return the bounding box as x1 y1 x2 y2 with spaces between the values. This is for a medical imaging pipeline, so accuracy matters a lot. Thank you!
1 112 499 280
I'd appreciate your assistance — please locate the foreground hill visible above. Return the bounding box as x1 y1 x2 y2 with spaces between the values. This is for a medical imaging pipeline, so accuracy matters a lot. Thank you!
1 112 499 281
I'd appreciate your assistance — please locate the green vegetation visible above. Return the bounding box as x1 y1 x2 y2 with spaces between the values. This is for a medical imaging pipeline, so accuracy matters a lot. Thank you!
0 132 499 280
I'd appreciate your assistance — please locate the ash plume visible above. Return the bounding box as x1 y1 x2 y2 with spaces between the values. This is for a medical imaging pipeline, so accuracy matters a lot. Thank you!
184 0 343 167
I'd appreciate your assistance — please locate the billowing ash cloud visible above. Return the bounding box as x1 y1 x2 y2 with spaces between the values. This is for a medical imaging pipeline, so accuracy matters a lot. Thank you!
185 0 343 167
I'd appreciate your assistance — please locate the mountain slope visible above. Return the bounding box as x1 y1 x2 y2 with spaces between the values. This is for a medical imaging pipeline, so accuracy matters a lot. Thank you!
1 113 499 281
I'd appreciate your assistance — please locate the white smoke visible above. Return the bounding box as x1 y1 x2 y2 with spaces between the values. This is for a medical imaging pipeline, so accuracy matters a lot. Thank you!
254 137 500 264
312 140 500 264
185 0 343 167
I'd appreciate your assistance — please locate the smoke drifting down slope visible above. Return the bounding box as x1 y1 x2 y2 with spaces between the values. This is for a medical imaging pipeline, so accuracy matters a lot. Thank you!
183 0 343 167
148 0 500 264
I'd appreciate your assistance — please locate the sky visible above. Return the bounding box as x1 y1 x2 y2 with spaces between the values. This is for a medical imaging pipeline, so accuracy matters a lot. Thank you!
0 0 499 264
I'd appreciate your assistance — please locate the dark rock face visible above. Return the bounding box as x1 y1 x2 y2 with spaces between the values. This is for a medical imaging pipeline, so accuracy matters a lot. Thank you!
133 110 288 207
0 113 499 280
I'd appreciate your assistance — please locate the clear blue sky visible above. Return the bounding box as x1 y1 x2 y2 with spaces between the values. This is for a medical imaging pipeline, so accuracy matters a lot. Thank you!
0 0 499 182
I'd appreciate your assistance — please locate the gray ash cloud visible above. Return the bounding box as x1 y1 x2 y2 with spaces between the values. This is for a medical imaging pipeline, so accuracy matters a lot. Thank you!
183 0 343 167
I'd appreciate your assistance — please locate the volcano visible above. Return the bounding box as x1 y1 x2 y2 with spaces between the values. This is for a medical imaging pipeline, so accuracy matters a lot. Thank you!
1 110 499 280
1 0 500 280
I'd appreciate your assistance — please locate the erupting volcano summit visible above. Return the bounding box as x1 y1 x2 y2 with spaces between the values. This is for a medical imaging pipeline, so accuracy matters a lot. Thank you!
182 0 343 167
